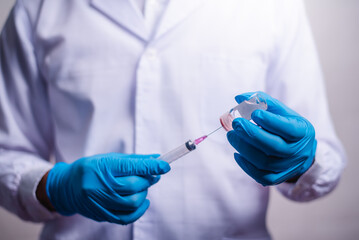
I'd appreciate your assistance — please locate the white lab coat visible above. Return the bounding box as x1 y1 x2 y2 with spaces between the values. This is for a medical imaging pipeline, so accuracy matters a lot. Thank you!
0 0 345 239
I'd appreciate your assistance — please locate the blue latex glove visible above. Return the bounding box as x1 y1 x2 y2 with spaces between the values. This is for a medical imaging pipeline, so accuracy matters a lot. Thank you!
227 92 317 186
46 153 170 224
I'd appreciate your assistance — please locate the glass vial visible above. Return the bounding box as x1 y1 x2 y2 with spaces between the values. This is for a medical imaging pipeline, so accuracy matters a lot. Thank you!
220 93 268 131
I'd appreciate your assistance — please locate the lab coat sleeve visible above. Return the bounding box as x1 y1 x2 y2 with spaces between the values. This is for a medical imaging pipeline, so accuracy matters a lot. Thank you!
266 0 346 201
0 0 58 221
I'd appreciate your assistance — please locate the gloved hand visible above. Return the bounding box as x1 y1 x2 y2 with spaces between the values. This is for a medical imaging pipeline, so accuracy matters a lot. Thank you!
46 153 170 224
227 92 317 186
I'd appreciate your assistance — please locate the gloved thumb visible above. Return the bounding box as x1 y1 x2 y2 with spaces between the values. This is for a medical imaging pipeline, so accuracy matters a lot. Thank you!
235 91 299 117
234 92 256 105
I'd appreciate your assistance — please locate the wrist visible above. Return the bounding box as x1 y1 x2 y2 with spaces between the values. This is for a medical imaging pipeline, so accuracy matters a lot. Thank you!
36 170 55 212
285 157 316 183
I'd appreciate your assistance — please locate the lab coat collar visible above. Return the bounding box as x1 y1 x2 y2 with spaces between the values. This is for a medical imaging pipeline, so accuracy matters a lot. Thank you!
154 0 206 40
90 0 149 41
90 0 206 43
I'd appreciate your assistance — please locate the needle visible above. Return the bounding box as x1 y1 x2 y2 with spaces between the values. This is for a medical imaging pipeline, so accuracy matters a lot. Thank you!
194 126 223 145
206 126 222 137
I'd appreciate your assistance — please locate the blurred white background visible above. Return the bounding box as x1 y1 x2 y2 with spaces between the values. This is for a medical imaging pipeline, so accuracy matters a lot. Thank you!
0 0 358 239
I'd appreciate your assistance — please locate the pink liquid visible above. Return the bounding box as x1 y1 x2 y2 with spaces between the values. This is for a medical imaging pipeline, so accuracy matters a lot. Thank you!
194 135 207 145
220 112 235 131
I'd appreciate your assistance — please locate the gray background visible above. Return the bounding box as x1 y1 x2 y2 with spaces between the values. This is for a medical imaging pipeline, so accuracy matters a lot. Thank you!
0 0 358 239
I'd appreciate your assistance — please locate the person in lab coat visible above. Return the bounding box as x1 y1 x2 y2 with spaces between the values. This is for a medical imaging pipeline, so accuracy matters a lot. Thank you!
0 0 345 239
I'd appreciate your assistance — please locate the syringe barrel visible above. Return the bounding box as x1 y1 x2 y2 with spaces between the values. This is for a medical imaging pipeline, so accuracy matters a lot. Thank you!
160 140 196 164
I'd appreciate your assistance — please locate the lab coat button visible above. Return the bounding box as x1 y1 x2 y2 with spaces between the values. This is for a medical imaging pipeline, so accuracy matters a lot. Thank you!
146 49 157 60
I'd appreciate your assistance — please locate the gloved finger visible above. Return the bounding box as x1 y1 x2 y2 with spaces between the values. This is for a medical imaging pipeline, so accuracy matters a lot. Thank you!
234 153 296 186
103 154 171 176
252 110 307 141
105 153 160 159
110 199 151 225
227 131 288 172
95 189 148 211
91 199 150 224
112 176 160 195
232 118 295 157
140 174 161 185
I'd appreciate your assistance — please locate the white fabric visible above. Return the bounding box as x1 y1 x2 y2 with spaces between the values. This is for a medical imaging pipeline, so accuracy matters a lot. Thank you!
132 0 146 13
132 0 169 38
0 0 346 239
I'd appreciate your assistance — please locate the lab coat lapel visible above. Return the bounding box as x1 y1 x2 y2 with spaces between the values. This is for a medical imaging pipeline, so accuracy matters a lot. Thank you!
90 0 149 41
154 0 206 40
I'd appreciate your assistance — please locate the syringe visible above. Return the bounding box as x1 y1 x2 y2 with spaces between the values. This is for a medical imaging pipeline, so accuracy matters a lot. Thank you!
159 93 268 164
159 127 222 164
